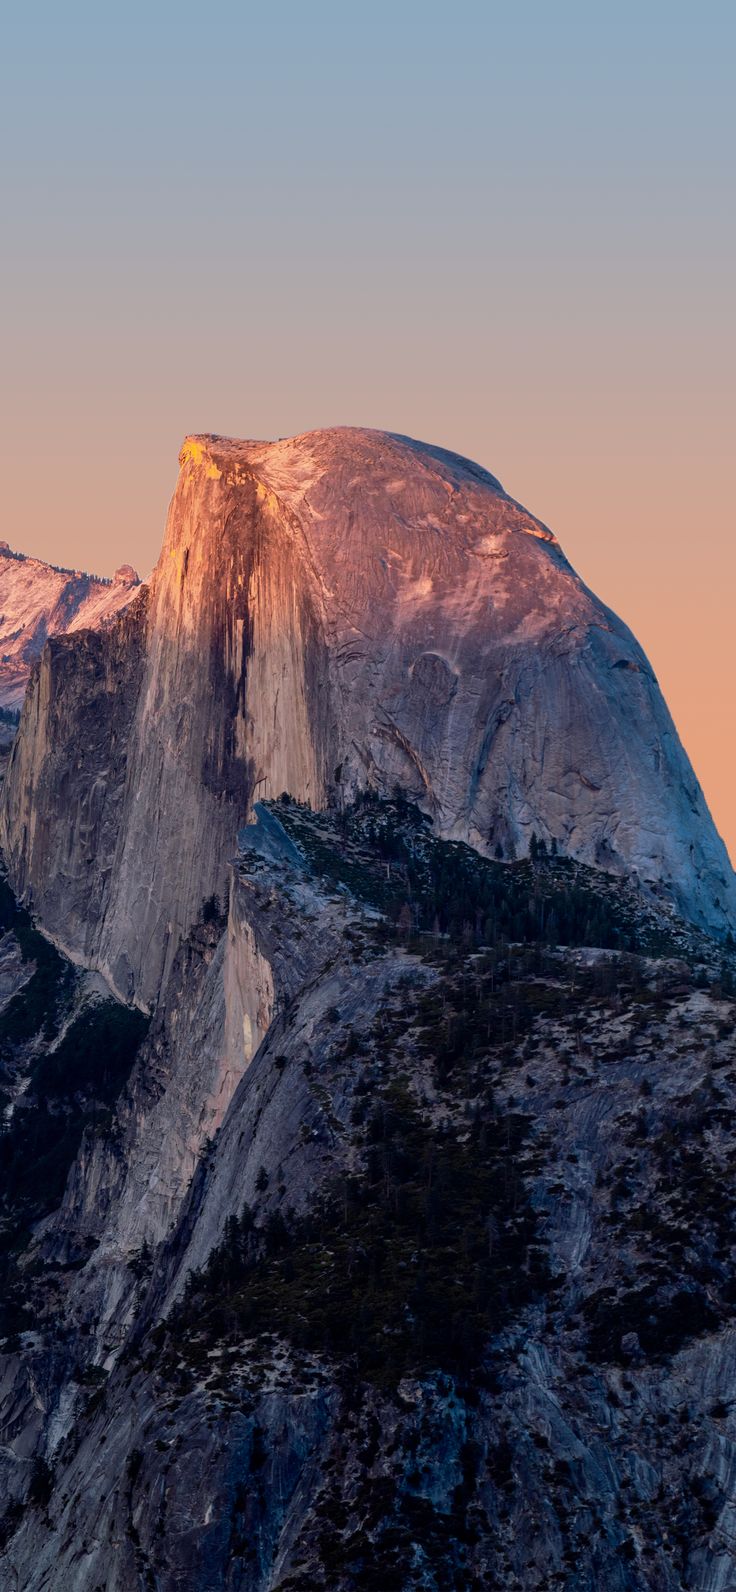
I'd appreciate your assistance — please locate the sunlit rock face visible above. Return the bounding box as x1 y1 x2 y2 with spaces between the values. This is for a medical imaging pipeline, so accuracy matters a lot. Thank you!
0 543 140 710
1 427 733 1008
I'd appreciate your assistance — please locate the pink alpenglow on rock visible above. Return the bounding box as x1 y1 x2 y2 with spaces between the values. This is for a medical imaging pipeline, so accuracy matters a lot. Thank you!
1 427 733 1012
0 544 140 710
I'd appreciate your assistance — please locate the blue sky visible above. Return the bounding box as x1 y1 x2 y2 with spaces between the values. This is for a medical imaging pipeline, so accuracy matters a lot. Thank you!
1 1 734 851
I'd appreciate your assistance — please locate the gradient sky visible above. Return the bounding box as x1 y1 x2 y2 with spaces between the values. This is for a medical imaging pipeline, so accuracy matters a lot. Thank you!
1 2 734 859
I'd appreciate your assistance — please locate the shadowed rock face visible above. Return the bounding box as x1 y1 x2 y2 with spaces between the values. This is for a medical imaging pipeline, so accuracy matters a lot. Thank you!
1 801 735 1592
1 433 735 1591
1 427 733 1009
0 544 140 710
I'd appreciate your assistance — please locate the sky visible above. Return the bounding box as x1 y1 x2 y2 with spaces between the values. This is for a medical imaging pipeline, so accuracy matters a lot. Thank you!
0 1 734 859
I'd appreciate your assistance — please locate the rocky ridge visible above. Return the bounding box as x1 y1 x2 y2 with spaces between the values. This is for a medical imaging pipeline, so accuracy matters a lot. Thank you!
0 799 734 1589
1 429 733 1017
0 429 735 1589
0 542 140 711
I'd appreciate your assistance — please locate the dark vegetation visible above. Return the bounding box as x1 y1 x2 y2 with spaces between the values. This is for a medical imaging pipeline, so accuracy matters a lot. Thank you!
0 543 120 586
1 795 733 1585
167 798 735 1417
273 792 696 960
584 1281 720 1364
0 877 149 1337
273 1477 482 1592
0 875 75 1066
200 891 228 929
170 1079 547 1386
169 804 627 1388
584 1080 736 1363
0 1001 150 1211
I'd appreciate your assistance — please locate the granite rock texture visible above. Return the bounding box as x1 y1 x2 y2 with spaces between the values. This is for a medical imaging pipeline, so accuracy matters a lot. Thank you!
0 804 735 1591
0 542 140 710
1 430 732 1017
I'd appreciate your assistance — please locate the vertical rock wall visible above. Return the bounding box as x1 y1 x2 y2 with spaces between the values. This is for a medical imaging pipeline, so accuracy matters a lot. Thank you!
2 427 733 1017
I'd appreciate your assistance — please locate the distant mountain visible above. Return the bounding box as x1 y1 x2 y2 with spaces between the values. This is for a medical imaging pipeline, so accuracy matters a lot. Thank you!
0 429 735 1590
1 428 732 1018
0 541 140 710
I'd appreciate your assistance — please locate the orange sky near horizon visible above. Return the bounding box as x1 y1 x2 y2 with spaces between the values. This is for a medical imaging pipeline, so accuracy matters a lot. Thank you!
2 393 732 866
0 3 733 863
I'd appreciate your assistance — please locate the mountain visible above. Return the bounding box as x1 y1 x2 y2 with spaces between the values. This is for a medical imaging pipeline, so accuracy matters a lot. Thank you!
0 800 734 1590
0 541 140 710
0 429 732 1017
0 429 734 1590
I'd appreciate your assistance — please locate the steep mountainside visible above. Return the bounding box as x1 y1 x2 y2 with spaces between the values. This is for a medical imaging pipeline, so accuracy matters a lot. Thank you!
0 799 734 1590
0 543 140 709
0 430 735 1590
1 430 733 1014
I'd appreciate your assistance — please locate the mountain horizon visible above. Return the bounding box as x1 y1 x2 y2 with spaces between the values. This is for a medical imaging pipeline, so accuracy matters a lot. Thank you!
3 6 733 1582
0 541 140 711
0 425 734 1590
3 425 732 1012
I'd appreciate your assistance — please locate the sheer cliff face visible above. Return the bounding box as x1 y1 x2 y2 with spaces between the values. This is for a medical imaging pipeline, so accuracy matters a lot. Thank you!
2 427 733 1008
3 806 736 1592
0 544 140 710
0 591 150 973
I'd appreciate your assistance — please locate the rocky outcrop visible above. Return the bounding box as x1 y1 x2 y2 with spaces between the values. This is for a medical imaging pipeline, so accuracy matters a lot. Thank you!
26 805 364 1356
0 424 734 1588
2 427 736 1589
0 589 150 988
0 543 140 710
1 801 735 1591
1 429 732 1016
